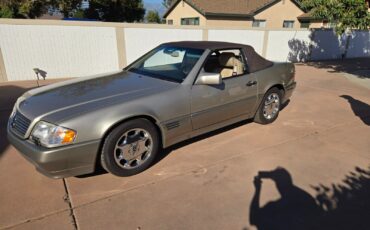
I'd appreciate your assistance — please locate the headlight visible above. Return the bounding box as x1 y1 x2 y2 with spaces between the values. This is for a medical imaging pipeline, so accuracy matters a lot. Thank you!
31 121 77 148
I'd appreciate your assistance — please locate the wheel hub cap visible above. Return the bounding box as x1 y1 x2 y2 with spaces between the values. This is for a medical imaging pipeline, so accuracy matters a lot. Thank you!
114 128 153 169
263 93 280 120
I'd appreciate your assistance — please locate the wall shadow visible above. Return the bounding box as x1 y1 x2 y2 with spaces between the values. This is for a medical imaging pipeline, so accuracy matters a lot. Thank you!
341 95 370 126
288 30 343 63
346 31 370 62
307 59 370 79
288 30 370 79
249 166 370 230
288 38 311 62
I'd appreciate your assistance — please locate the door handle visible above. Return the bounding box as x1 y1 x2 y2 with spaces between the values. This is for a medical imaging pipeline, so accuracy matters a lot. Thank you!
246 81 257 87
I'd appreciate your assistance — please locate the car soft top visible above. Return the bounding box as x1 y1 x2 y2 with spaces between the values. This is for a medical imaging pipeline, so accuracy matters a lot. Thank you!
162 41 273 73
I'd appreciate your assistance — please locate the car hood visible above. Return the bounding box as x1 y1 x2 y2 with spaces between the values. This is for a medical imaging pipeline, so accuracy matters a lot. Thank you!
17 71 177 121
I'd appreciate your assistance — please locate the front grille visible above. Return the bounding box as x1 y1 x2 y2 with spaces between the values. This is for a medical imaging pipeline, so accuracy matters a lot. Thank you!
11 111 31 137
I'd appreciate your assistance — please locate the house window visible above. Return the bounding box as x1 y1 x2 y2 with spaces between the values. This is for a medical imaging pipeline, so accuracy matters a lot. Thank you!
300 22 310 28
181 17 200 25
252 20 266 28
283 20 295 28
167 19 173 25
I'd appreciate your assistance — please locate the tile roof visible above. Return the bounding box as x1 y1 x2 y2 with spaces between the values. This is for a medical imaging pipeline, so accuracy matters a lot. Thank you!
164 0 304 18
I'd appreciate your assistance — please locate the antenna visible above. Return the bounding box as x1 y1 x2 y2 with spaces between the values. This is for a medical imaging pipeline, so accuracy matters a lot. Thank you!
33 68 40 87
33 68 47 87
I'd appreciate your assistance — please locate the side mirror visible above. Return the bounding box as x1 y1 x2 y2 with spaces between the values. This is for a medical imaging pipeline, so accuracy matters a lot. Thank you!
195 71 222 85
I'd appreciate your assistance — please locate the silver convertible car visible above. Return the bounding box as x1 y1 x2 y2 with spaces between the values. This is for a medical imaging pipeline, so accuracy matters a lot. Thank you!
8 41 296 178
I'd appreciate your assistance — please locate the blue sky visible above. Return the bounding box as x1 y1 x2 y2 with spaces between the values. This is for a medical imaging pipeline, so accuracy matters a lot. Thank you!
144 0 163 7
143 0 166 16
144 0 163 4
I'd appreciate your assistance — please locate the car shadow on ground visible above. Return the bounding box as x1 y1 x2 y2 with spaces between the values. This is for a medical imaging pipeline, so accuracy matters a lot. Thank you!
77 118 256 178
0 85 33 159
247 166 370 230
341 95 370 126
157 100 291 164
78 100 291 179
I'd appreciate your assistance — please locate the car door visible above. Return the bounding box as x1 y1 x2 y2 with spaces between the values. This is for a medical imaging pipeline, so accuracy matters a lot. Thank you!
190 49 258 130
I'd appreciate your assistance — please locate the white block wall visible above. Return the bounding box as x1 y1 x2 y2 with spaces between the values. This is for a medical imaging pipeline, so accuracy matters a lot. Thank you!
208 29 265 55
346 31 370 58
0 21 369 82
0 24 119 81
310 30 347 61
265 30 312 62
124 28 203 65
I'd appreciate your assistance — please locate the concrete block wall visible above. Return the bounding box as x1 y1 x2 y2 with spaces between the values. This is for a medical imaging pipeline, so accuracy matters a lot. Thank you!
0 19 368 82
0 24 119 81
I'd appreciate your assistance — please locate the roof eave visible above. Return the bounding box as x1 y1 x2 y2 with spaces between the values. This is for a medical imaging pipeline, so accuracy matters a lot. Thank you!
298 17 324 21
252 0 307 16
204 12 253 18
291 0 307 12
251 0 280 15
298 17 314 21
163 0 180 18
298 11 325 21
163 0 308 20
163 0 205 18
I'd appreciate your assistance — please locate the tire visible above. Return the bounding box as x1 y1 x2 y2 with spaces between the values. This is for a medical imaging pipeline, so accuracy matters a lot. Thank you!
254 87 282 125
100 119 159 177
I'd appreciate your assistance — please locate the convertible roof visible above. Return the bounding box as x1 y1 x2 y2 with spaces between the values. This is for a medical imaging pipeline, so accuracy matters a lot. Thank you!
163 41 273 73
163 41 251 50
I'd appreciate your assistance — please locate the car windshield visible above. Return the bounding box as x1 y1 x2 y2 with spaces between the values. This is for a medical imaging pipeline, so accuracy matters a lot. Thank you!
127 46 204 83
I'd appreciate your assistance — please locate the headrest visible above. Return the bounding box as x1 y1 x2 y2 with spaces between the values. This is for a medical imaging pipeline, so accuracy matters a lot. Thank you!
219 52 236 67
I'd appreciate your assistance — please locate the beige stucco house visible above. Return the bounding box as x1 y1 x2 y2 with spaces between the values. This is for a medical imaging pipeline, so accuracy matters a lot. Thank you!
164 0 327 29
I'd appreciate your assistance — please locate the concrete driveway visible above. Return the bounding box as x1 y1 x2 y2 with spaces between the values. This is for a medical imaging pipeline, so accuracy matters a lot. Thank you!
1 60 369 230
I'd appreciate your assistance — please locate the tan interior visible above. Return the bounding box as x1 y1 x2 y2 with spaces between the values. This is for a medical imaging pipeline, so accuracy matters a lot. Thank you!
218 52 244 79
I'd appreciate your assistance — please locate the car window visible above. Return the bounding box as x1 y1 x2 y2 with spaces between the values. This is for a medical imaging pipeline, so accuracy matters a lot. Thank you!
128 46 204 83
144 49 186 68
203 49 249 79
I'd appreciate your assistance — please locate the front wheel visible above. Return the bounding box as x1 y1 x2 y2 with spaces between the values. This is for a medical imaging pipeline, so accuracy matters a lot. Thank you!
254 88 282 125
100 119 159 177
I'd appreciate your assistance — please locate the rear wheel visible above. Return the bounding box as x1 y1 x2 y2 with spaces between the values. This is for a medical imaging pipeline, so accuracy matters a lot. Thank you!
101 119 159 177
254 88 282 124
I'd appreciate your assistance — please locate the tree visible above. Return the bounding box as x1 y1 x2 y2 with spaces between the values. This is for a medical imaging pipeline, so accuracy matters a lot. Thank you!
73 9 85 18
301 0 370 35
146 10 160 23
162 0 175 8
0 0 83 19
85 0 145 22
51 0 82 18
0 0 50 18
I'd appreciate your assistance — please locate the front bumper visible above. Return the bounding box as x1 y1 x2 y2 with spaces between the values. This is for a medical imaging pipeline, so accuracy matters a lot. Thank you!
7 126 100 179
